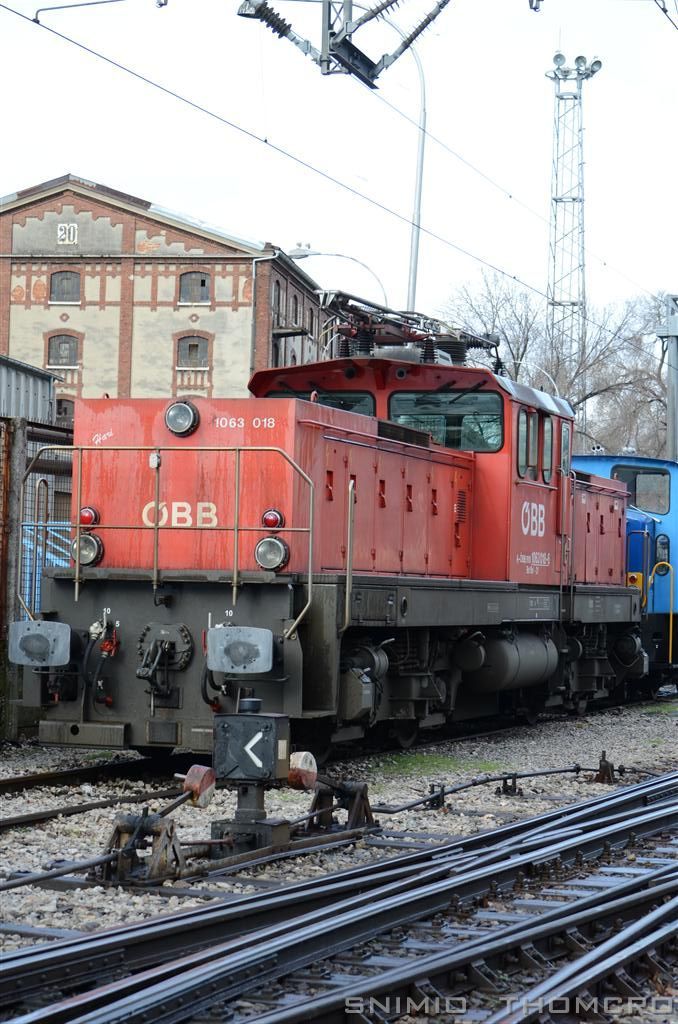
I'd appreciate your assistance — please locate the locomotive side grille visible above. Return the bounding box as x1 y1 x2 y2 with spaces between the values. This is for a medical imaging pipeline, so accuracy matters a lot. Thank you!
455 490 467 522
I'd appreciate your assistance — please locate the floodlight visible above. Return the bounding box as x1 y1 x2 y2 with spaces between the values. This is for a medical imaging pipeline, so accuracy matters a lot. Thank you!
574 55 587 70
590 57 602 74
553 52 566 68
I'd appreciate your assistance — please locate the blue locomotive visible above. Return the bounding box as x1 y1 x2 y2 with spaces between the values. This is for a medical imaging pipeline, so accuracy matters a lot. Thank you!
573 454 678 694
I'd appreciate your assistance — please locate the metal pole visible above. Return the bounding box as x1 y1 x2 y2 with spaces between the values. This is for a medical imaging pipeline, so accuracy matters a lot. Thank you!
328 3 427 310
657 295 678 461
404 39 426 312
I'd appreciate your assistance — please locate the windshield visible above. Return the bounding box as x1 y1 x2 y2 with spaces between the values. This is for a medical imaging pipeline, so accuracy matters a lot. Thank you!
266 390 375 415
612 466 670 515
389 390 503 451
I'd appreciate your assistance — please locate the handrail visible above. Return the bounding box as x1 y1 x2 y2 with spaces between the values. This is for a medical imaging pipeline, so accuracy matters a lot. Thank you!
339 478 356 635
232 448 241 607
19 445 315 640
646 561 674 662
31 478 49 616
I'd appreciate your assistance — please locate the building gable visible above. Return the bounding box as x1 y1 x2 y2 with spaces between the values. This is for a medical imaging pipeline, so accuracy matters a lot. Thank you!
1 174 266 259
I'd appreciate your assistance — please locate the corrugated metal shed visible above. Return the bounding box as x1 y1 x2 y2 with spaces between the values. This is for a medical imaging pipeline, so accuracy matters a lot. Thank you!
0 355 59 425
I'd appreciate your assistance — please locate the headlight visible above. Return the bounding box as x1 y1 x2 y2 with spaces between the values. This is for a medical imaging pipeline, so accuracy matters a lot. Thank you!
254 537 290 571
71 533 104 566
165 400 199 437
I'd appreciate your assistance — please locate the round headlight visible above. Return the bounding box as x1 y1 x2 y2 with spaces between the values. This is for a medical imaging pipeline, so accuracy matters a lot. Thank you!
71 533 104 566
165 401 199 437
254 537 290 571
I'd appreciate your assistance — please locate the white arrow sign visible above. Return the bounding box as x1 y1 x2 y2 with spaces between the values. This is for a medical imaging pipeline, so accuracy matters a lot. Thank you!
244 730 263 769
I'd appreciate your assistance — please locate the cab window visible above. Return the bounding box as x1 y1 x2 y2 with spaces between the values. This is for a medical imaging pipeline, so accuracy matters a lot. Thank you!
528 411 538 478
518 409 528 476
612 466 670 515
561 422 571 475
517 408 538 478
388 390 503 452
542 416 553 484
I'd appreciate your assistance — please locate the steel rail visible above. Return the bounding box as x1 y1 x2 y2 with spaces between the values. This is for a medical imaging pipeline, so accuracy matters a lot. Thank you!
491 895 678 1024
4 771 676 959
8 801 677 1023
0 787 179 834
0 757 156 796
3 775 675 984
245 869 678 1023
0 861 455 1004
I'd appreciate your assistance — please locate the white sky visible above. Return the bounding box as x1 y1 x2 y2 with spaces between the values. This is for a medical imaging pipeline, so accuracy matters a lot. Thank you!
1 0 676 319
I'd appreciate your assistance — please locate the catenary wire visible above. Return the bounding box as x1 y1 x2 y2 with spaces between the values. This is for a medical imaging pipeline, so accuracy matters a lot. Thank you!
0 2 673 375
283 0 659 301
653 0 678 32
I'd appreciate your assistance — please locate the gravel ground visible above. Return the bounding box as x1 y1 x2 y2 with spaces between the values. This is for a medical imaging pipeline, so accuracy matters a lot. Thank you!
1 699 676 952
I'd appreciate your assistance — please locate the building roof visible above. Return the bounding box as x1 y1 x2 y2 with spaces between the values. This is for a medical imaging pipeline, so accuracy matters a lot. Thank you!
0 173 322 291
0 173 269 256
0 353 61 382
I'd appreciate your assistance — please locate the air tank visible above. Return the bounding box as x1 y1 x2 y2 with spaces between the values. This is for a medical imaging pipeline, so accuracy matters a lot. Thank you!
457 633 558 692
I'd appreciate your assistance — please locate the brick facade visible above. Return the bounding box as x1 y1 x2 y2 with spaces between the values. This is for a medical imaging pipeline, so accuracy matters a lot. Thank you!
0 175 321 416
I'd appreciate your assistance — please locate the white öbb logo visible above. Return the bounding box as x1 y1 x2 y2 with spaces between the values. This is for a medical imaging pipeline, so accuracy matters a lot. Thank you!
521 501 545 537
142 501 218 527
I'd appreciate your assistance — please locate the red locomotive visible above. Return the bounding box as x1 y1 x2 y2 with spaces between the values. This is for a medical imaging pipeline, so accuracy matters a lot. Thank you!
10 296 645 757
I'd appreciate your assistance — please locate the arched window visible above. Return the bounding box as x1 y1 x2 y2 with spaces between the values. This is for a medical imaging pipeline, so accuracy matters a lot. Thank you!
50 271 80 303
47 335 78 366
177 336 209 368
179 272 210 303
291 295 299 324
308 308 315 337
272 280 282 326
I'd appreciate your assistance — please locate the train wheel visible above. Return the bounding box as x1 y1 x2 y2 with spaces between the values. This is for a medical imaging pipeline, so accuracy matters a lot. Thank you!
567 698 588 717
312 740 334 767
393 721 418 750
133 746 174 759
294 723 334 767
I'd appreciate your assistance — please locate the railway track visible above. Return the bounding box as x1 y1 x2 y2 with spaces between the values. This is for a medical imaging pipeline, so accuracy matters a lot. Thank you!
0 752 214 797
2 771 676 1023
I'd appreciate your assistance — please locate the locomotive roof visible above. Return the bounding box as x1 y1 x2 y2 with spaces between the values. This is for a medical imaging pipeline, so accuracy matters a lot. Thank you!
249 357 575 419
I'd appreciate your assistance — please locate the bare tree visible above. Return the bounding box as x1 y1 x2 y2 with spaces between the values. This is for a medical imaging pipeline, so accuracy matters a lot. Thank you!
441 274 666 456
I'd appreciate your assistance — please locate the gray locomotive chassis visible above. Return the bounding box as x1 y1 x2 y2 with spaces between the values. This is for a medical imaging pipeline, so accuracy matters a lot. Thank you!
29 568 641 749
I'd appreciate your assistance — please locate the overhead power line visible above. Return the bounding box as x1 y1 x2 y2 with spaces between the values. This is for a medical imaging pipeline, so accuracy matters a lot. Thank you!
0 2 671 375
653 0 678 32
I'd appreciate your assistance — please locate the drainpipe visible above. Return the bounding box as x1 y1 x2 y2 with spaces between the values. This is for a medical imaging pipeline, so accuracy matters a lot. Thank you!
249 250 282 379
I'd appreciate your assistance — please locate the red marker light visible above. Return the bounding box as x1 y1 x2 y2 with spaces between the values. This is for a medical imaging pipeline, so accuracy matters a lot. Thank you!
262 509 284 529
79 506 100 527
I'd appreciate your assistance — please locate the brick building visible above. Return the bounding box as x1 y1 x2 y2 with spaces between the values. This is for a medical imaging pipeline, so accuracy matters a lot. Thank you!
0 175 322 423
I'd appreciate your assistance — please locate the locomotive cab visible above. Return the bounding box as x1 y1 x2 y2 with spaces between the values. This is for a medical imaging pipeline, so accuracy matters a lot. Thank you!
573 454 678 690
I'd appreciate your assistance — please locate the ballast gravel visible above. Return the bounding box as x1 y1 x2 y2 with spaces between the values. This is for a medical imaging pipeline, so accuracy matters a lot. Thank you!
1 699 676 952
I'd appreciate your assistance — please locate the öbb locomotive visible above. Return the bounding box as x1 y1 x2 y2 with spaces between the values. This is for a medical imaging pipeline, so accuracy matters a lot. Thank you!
9 301 673 756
